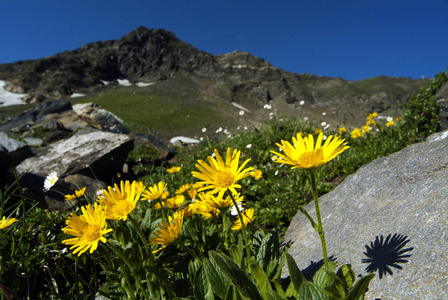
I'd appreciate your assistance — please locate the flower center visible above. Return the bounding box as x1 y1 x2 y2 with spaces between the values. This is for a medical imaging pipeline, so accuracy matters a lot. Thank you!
114 200 130 215
84 224 102 241
216 171 236 188
299 151 315 167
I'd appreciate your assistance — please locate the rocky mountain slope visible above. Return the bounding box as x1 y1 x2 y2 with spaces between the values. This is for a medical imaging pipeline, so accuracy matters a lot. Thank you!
0 26 430 133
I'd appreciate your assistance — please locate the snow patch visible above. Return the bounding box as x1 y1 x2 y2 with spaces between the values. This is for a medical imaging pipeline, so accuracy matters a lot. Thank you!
0 81 27 107
170 136 200 145
231 102 251 112
71 93 86 98
117 79 132 86
136 82 154 87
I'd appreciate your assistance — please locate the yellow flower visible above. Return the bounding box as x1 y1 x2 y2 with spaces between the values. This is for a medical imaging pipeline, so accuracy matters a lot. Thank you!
149 211 183 253
0 216 18 230
366 112 378 120
270 132 349 170
192 148 253 199
338 126 347 133
314 128 322 134
97 181 141 221
161 191 170 200
251 170 262 180
153 201 166 210
135 181 146 194
64 187 87 201
231 209 255 230
180 203 197 218
167 166 181 174
362 125 371 133
142 181 167 201
351 128 362 139
386 120 395 126
176 183 192 194
62 204 112 256
166 195 186 210
195 192 220 219
187 188 197 199
366 120 378 126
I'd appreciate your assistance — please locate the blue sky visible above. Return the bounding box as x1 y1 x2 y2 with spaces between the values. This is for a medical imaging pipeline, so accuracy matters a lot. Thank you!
1 0 447 81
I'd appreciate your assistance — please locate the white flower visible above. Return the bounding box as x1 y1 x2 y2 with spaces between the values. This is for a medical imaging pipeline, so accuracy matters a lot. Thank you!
224 129 229 135
324 124 330 130
304 117 309 121
230 204 245 216
216 127 223 133
299 100 305 106
43 171 58 192
321 122 327 127
200 137 204 141
386 116 393 122
322 112 326 116
202 127 207 133
274 170 279 176
323 135 328 140
239 110 245 116
279 118 284 122
246 144 252 149
211 152 216 158
244 126 248 130
269 112 274 116
263 104 272 110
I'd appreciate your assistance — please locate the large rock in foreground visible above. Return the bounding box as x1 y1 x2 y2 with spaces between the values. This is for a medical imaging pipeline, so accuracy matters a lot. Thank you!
284 130 448 299
16 131 133 191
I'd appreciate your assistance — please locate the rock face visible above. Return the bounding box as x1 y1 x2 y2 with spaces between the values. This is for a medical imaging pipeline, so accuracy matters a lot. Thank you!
283 130 448 299
16 131 133 181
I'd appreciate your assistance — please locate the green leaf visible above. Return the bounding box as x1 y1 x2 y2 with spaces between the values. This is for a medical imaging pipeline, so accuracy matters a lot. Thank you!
266 290 287 300
140 208 152 230
313 261 337 288
193 266 215 300
336 264 356 290
249 263 272 298
209 251 263 300
173 262 190 297
297 281 328 300
285 252 305 291
203 258 229 299
345 273 375 300
256 230 280 276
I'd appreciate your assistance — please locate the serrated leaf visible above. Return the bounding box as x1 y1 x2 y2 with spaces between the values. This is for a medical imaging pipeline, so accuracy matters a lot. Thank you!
285 252 305 291
203 258 229 299
193 266 215 300
313 261 337 288
336 264 356 290
297 281 327 300
345 273 375 300
266 290 287 300
209 251 262 300
249 263 272 298
140 208 152 230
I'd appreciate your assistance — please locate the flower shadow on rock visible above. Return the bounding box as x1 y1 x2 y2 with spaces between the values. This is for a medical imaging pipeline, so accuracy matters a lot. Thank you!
362 233 413 279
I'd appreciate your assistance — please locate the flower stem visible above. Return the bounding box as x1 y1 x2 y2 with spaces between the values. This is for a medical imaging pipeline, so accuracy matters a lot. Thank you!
127 215 154 265
229 193 252 262
309 169 329 270
106 242 151 300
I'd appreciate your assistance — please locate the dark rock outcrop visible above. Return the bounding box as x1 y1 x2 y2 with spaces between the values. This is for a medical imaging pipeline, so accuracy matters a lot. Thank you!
283 130 448 299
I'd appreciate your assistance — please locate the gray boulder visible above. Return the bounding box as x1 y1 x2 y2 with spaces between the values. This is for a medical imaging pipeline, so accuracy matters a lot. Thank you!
15 131 133 202
0 132 34 184
72 102 129 134
283 130 448 299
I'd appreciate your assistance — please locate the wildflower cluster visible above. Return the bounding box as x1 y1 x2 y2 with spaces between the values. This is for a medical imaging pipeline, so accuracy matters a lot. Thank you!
350 112 400 139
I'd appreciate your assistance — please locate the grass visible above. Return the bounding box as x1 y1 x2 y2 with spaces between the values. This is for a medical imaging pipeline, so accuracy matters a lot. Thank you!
0 68 446 299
